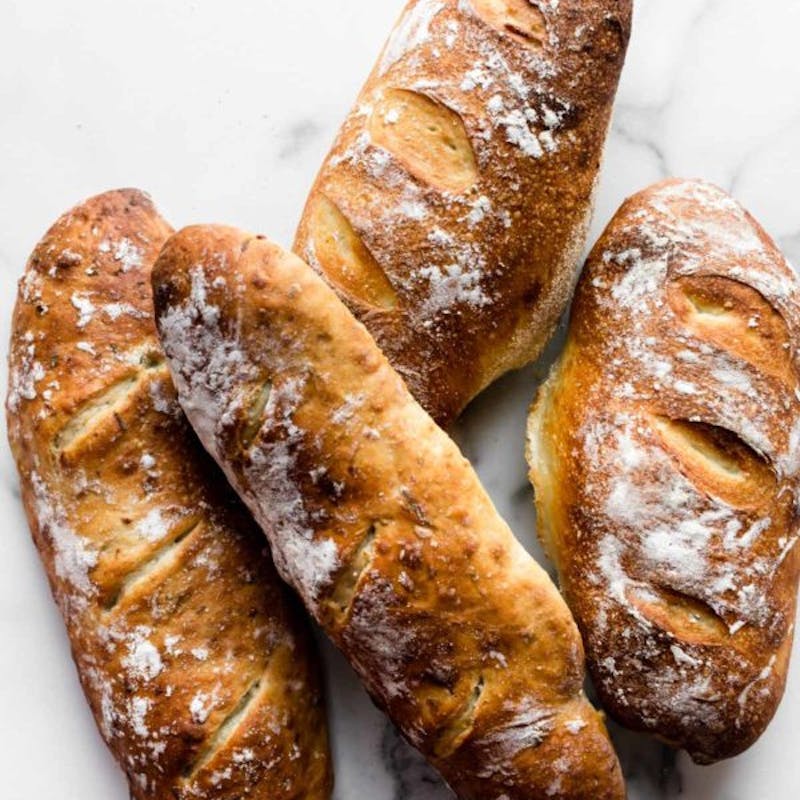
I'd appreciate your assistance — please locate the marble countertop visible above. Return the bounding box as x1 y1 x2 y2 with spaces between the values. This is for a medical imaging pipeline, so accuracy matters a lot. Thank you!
1 1 798 797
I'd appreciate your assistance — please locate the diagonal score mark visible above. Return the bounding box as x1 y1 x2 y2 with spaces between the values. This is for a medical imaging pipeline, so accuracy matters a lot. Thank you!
104 515 203 611
183 671 268 781
54 354 167 453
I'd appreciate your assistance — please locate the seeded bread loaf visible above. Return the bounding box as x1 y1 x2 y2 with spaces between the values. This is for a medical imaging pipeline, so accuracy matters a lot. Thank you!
6 191 332 799
294 0 632 425
152 225 625 800
527 179 800 762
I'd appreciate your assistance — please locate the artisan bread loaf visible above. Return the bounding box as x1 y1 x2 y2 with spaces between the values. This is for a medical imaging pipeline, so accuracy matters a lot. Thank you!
295 0 632 425
152 226 625 800
6 191 331 799
527 179 800 762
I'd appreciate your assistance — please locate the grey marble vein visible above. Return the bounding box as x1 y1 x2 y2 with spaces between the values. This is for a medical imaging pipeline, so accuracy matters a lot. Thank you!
382 722 454 800
277 119 326 160
612 107 671 179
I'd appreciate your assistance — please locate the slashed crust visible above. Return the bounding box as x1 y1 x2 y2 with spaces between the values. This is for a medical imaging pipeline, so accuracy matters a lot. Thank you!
295 0 632 425
6 191 332 799
152 226 625 800
527 179 800 762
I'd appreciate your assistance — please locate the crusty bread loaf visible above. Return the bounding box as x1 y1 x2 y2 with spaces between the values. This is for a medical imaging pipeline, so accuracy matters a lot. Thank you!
294 0 632 425
6 191 332 799
527 179 800 762
152 225 625 800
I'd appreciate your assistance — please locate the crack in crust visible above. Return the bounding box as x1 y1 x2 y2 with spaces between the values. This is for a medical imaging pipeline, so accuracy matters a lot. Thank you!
469 0 549 49
652 416 776 509
241 380 274 448
369 89 479 194
432 675 486 758
104 516 203 610
55 362 164 454
327 522 380 625
670 275 797 384
306 195 398 311
184 673 266 780
626 585 730 646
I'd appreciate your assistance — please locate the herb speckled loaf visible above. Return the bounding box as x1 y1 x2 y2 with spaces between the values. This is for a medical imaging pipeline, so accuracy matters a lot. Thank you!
6 191 332 799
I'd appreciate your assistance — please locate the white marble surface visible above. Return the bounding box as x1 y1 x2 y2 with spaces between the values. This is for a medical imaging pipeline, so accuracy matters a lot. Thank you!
1 1 798 797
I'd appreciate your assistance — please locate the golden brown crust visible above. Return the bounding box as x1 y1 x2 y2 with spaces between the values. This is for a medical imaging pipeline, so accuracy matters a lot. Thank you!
527 179 800 762
152 226 625 800
295 0 632 425
6 191 332 799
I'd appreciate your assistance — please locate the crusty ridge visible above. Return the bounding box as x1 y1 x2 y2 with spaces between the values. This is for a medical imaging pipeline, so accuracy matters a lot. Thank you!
295 0 632 425
527 178 800 762
152 226 626 800
6 191 332 799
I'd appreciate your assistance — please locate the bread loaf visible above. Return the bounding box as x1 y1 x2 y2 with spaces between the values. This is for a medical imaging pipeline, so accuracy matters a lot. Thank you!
6 191 332 798
527 179 800 762
294 0 632 425
152 225 625 800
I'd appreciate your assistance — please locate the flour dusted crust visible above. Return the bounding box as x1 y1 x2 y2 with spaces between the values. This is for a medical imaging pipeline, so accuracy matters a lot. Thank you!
295 0 632 425
6 191 331 799
152 226 625 800
527 179 800 762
